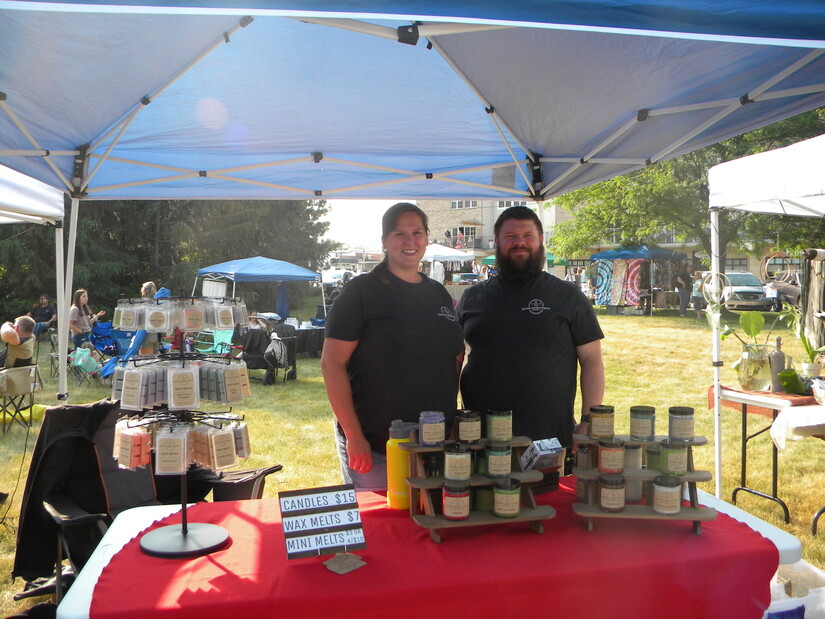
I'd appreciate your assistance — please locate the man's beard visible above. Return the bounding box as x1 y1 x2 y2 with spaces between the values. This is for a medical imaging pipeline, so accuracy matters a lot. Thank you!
495 244 544 282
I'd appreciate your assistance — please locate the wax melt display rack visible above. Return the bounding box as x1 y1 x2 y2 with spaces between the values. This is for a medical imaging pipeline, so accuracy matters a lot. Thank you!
111 295 249 335
401 437 556 543
121 408 249 558
571 434 717 534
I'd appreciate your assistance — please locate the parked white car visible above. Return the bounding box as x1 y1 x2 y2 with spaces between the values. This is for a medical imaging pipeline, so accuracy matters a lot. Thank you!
701 271 773 311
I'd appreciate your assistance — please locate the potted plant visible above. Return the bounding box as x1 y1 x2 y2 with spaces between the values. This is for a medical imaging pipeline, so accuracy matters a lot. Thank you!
779 302 824 377
720 310 777 391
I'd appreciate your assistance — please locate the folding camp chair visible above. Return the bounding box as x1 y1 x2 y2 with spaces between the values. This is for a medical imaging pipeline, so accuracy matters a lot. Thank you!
0 365 42 433
194 329 236 356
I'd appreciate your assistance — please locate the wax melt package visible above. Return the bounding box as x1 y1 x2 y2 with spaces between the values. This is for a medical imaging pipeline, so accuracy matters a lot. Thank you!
520 438 565 471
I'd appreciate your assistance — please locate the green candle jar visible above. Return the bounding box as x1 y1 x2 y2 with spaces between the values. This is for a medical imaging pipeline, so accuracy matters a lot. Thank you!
493 478 521 518
659 439 689 475
486 409 513 441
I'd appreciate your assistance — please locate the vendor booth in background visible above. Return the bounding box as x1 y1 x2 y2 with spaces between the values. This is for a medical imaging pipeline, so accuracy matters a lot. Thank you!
194 256 323 320
588 244 687 314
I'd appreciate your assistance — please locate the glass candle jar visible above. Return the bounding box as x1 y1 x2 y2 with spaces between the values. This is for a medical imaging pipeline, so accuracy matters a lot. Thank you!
486 409 513 441
623 444 643 502
629 405 656 441
668 406 695 441
588 405 615 439
576 443 594 469
419 410 446 446
455 409 482 443
493 478 521 518
597 438 625 474
652 475 683 515
485 440 512 478
444 441 472 481
442 482 471 520
659 439 688 475
598 474 625 512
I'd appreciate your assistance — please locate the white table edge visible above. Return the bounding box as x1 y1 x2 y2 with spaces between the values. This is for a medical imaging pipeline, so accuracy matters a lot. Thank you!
696 489 801 565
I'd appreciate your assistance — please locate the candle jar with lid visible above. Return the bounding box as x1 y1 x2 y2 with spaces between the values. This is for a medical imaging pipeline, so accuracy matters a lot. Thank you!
444 441 472 481
659 439 689 476
455 409 482 444
588 405 615 439
485 440 512 478
629 405 656 441
485 409 513 441
419 410 446 446
493 478 521 518
442 482 471 520
597 438 624 474
668 406 695 441
598 474 625 512
652 475 683 515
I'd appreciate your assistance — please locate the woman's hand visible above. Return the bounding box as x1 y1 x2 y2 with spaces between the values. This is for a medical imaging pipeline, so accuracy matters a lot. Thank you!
346 434 373 474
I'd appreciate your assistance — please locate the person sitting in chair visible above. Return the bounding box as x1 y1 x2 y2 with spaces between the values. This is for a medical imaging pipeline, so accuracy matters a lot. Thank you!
0 316 36 368
27 294 57 337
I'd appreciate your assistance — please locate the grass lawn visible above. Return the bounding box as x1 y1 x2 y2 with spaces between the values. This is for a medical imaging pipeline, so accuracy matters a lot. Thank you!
0 295 823 615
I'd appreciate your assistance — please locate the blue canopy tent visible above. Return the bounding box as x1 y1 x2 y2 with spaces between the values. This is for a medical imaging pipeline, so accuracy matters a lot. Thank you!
194 256 322 318
0 1 824 400
589 244 687 311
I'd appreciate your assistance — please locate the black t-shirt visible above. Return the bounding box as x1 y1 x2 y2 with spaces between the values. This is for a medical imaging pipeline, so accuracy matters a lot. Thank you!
30 304 56 323
325 269 464 452
456 272 604 446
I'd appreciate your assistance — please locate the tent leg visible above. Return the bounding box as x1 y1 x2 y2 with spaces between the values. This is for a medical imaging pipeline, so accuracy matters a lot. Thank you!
710 207 723 498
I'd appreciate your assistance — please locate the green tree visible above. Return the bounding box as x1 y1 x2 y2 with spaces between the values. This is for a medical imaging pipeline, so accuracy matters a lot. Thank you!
0 199 335 318
550 109 825 267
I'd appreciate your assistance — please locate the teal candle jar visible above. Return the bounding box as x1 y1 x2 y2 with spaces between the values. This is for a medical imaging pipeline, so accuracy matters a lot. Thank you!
486 409 513 441
659 439 688 475
629 405 656 441
485 440 512 478
493 478 521 518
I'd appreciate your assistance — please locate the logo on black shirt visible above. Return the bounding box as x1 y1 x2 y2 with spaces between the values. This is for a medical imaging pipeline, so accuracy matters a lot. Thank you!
522 299 552 315
438 306 457 321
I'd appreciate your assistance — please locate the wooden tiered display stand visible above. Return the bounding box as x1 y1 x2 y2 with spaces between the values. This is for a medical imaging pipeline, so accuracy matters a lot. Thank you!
400 436 556 543
571 434 717 534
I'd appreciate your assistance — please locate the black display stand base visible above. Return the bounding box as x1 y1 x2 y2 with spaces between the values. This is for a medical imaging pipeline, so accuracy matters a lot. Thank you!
140 522 230 558
140 473 230 558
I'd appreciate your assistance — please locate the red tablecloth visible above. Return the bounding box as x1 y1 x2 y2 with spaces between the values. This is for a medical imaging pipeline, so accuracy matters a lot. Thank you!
91 480 777 619
708 384 816 417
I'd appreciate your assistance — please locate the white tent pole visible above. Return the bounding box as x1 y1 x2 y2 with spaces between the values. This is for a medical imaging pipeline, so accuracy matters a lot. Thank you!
191 277 198 297
55 220 68 400
710 206 723 498
61 196 80 400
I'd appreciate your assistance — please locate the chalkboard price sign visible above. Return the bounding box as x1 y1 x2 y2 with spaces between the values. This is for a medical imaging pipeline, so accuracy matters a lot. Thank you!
279 484 366 559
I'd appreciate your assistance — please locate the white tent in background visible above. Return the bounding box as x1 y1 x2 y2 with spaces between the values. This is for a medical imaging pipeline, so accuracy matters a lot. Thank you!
423 244 475 263
707 132 825 498
0 165 67 394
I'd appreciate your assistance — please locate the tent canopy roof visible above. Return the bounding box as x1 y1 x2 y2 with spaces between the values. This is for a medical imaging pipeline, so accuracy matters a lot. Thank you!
423 243 475 262
1 2 825 203
709 133 825 217
196 256 319 283
589 244 687 261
